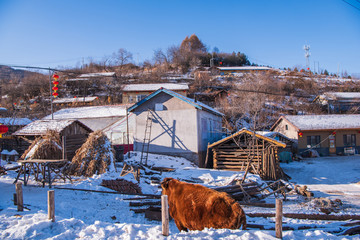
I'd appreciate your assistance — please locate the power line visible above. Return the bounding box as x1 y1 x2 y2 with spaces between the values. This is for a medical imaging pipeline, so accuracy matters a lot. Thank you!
341 0 360 11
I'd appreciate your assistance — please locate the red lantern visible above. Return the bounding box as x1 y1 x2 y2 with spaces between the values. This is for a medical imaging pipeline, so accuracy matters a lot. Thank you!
332 131 336 135
52 74 59 80
74 96 77 98
0 125 9 134
298 132 303 137
52 86 58 91
52 92 59 97
52 81 59 85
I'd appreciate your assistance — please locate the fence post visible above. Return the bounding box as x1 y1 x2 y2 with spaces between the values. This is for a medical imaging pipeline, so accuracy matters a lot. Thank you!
161 195 169 236
62 136 67 160
16 182 23 211
48 190 55 222
13 193 17 206
276 198 283 239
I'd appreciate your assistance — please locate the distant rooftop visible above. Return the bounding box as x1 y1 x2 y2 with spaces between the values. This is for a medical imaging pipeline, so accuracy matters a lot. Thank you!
78 72 116 78
53 97 98 104
66 78 91 82
277 114 360 131
122 83 189 92
320 92 360 100
0 118 32 126
218 66 272 71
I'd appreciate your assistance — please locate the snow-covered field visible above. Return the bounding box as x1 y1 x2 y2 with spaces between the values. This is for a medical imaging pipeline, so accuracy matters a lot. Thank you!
1 153 360 239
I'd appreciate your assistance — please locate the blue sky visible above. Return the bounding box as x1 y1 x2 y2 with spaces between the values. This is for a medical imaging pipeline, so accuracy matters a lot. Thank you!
0 0 359 75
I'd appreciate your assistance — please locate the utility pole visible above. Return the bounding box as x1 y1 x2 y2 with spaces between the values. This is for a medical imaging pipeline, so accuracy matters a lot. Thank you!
49 68 54 120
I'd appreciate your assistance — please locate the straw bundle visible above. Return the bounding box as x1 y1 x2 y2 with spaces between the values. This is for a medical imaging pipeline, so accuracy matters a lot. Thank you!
63 130 114 177
21 130 62 160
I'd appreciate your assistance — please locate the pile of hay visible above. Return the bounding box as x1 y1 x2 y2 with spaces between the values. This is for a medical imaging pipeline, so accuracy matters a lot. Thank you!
21 130 62 160
101 179 142 194
63 131 114 177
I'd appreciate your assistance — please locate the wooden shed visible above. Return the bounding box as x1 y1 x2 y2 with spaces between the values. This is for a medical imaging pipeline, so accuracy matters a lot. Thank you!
207 129 287 180
13 119 93 160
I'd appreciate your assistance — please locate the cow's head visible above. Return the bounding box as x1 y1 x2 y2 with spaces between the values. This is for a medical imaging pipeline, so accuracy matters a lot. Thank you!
161 177 175 195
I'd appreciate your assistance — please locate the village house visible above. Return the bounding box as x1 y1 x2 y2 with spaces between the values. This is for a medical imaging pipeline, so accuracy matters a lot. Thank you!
13 119 93 160
128 88 223 167
313 92 360 113
271 114 360 156
207 129 286 180
122 83 189 104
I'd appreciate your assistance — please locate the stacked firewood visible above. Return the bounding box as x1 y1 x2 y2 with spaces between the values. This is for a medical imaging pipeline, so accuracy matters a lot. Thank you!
101 179 142 194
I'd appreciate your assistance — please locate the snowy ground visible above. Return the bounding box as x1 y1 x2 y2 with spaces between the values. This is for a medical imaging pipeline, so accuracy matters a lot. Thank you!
0 153 360 239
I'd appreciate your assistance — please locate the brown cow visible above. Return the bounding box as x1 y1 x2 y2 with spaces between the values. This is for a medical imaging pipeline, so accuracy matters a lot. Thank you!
161 178 246 232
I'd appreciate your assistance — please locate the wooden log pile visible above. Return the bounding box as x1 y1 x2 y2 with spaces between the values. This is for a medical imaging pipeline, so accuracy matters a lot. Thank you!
212 181 261 201
101 179 142 194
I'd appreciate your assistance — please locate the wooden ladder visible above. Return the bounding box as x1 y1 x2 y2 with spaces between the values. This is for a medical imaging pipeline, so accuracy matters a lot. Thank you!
140 110 153 166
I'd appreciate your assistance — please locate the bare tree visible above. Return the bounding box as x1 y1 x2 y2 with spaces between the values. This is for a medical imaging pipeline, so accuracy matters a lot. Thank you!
112 48 133 66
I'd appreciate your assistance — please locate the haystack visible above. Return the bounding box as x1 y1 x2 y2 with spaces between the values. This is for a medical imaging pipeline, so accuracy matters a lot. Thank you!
21 130 62 160
63 130 114 177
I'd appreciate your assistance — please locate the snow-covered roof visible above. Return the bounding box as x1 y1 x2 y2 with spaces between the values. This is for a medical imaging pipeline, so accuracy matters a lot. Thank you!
218 66 272 71
66 78 91 82
128 88 223 116
43 105 130 120
0 118 32 126
257 131 297 143
279 114 360 131
53 97 98 104
78 72 116 78
122 83 189 92
319 92 360 100
13 119 91 136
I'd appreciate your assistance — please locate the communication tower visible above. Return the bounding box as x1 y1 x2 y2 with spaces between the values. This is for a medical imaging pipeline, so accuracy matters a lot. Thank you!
303 44 311 70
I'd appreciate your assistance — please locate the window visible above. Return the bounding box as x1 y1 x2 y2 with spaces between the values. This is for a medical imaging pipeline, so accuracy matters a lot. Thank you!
307 135 321 148
136 95 147 102
155 103 163 111
343 134 356 146
285 125 288 130
128 95 134 103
